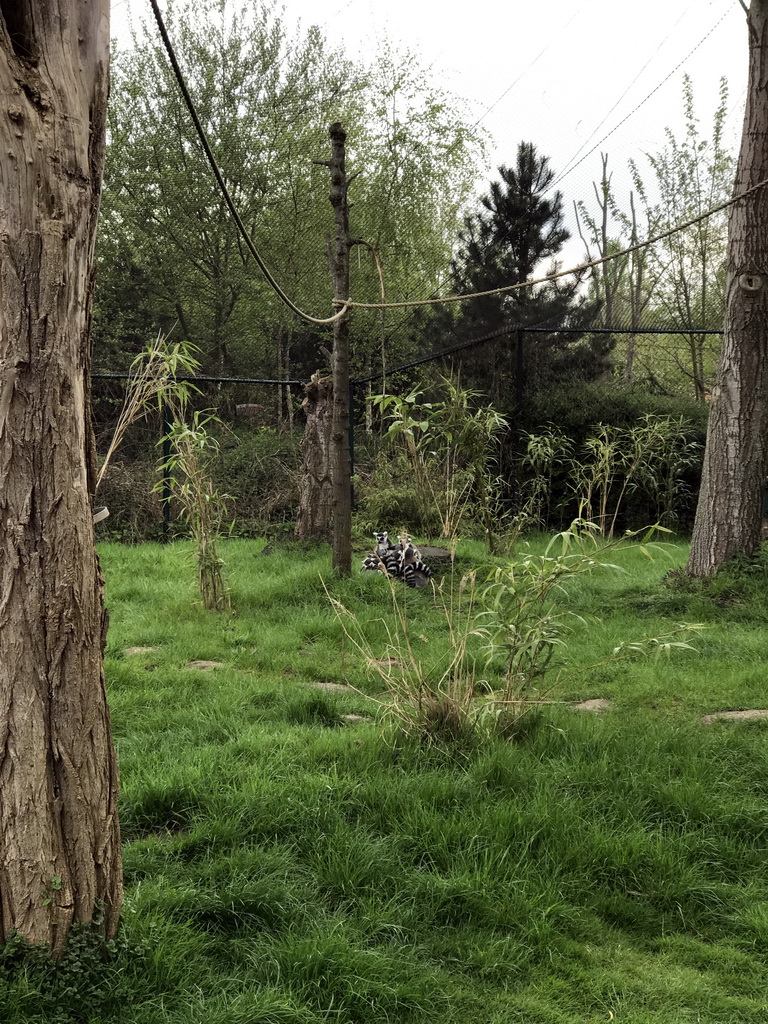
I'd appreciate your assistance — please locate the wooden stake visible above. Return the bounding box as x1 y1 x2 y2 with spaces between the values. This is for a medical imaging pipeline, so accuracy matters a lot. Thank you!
326 122 353 575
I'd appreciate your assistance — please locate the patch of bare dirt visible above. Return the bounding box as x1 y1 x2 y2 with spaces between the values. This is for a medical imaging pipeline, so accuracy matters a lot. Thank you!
571 698 612 713
701 709 768 724
306 681 357 694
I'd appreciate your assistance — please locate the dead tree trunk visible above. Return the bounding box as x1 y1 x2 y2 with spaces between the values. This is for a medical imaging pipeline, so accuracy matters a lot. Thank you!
0 1 122 953
299 124 354 568
326 123 353 575
626 191 644 385
294 372 334 540
687 0 768 575
596 154 616 328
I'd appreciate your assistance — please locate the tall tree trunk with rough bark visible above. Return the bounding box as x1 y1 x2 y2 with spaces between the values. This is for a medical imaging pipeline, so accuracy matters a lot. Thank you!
0 1 122 954
687 0 768 576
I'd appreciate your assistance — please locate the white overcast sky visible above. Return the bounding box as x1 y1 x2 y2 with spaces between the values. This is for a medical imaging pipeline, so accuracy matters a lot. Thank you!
111 0 749 261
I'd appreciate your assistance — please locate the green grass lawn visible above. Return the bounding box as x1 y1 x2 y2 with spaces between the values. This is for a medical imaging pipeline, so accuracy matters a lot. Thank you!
3 536 768 1024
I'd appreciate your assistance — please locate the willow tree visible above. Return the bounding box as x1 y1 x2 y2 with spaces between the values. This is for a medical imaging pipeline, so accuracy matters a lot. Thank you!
98 0 354 374
687 0 768 575
0 1 122 953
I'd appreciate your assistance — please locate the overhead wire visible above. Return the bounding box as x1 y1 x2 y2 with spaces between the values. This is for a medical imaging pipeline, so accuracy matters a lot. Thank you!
455 3 737 302
383 5 587 335
337 3 733 349
550 4 692 187
143 0 750 334
367 3 589 351
470 4 586 129
548 4 732 192
329 0 359 21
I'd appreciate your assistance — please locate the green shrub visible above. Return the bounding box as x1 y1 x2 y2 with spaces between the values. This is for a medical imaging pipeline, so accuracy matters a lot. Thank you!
96 458 165 543
213 428 301 534
511 383 708 533
357 378 509 545
520 380 708 442
157 412 233 611
96 428 302 543
354 479 444 539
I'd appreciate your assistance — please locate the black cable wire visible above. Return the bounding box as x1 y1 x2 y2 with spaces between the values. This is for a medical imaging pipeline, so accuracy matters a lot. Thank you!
464 5 733 282
91 373 308 385
470 4 586 130
548 5 731 192
146 0 343 327
139 0 730 375
332 5 727 351
549 6 690 188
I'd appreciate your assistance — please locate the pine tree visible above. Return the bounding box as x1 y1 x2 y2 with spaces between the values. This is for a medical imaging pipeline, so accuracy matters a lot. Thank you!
426 142 605 403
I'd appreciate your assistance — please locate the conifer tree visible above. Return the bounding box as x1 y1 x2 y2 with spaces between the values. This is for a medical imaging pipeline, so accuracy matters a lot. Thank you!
426 142 605 402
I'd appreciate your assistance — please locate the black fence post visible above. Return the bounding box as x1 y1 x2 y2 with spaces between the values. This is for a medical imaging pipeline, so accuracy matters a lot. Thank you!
162 402 172 543
348 383 356 510
515 328 525 406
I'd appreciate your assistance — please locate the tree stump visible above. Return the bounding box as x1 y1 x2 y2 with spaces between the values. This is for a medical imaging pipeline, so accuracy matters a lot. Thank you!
417 546 455 568
295 372 334 541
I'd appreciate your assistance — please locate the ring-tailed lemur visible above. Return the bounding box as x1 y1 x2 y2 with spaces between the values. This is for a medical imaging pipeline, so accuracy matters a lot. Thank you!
397 534 433 588
374 531 396 558
361 531 400 576
362 530 433 586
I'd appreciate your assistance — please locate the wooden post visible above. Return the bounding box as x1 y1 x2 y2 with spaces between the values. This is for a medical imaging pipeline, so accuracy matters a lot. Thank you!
325 122 353 575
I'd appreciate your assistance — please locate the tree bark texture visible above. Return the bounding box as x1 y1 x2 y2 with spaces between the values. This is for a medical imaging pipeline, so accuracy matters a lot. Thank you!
0 1 122 953
687 1 768 575
294 372 334 540
327 122 352 576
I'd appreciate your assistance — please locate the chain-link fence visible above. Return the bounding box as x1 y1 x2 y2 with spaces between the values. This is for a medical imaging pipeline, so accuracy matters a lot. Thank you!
91 319 720 541
92 2 736 541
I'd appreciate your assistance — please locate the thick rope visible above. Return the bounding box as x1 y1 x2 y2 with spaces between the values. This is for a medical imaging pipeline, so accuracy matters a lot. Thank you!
345 176 768 312
147 0 759 324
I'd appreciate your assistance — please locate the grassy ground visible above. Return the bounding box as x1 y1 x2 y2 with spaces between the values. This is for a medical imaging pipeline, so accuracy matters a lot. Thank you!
2 535 768 1023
